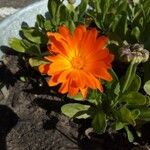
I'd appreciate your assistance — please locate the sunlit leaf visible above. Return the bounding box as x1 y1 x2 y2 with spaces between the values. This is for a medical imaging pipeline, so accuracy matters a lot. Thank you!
22 28 48 44
9 38 26 53
113 122 125 131
61 103 91 119
67 92 84 101
124 126 134 142
144 80 150 96
29 58 49 67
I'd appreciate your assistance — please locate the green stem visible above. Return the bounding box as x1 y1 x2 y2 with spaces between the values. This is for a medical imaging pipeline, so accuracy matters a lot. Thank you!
122 58 137 93
111 58 139 109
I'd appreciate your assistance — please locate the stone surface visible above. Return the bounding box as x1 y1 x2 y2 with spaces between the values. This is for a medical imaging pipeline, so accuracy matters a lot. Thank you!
0 0 39 8
0 0 39 20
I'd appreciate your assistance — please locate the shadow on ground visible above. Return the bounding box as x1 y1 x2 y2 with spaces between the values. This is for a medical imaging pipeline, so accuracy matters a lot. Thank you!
0 105 19 150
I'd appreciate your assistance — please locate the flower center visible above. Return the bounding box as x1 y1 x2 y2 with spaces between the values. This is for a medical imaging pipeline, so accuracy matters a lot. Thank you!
71 57 84 69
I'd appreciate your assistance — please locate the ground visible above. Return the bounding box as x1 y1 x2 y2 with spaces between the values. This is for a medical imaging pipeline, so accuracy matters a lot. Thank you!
0 0 39 21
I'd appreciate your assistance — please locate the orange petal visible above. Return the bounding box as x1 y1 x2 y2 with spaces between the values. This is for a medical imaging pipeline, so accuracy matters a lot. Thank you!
39 64 50 74
94 36 108 51
59 25 71 38
68 86 79 96
47 55 71 75
80 87 88 98
48 34 70 55
73 25 86 46
68 70 85 88
97 68 113 81
79 71 102 90
48 73 61 86
59 81 69 94
80 28 98 55
57 70 71 82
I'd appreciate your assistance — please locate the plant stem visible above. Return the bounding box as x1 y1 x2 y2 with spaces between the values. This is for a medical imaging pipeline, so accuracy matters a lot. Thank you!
122 58 137 93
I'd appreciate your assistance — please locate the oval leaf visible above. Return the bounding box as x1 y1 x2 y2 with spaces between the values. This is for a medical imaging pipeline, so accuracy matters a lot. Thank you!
127 74 141 92
22 29 48 44
144 80 150 96
124 126 134 142
131 27 140 40
9 38 26 53
92 112 106 134
29 58 49 67
61 103 90 119
67 92 84 101
139 108 150 121
121 92 146 105
117 107 136 126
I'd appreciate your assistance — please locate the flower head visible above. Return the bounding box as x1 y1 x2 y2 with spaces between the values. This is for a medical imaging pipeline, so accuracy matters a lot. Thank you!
39 25 114 97
120 43 149 63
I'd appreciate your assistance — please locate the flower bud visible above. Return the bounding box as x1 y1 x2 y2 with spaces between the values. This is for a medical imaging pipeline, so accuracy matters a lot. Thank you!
120 43 149 63
141 49 149 62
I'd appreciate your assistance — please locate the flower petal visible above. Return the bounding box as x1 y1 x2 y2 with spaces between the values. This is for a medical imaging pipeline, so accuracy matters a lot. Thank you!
94 36 108 51
39 64 50 74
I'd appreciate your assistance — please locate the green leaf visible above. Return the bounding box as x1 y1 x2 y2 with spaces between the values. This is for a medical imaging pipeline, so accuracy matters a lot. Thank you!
22 28 48 44
121 62 137 93
22 39 41 56
101 0 111 21
68 20 76 33
9 38 26 53
124 126 134 142
110 68 119 82
61 103 91 119
48 0 62 26
87 89 102 105
48 0 60 19
131 109 140 119
60 5 70 23
92 112 106 134
29 58 49 67
116 11 128 39
121 92 146 105
36 15 45 29
67 92 84 101
145 96 150 106
127 74 141 92
113 122 125 131
20 76 27 82
133 0 139 5
139 108 150 121
114 83 120 96
131 26 140 41
44 20 52 31
77 0 89 17
8 38 42 55
94 0 101 13
117 107 136 126
116 0 127 13
144 80 150 96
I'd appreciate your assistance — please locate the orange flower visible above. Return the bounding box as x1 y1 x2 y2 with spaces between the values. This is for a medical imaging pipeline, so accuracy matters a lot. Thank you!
39 25 114 98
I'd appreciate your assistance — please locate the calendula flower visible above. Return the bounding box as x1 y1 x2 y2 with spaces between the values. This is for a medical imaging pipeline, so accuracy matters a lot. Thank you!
39 25 114 97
